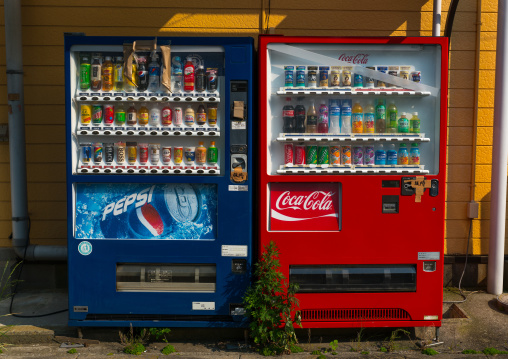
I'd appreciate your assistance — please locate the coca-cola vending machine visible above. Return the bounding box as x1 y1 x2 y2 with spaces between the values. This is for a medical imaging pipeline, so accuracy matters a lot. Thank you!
259 35 448 330
65 35 253 327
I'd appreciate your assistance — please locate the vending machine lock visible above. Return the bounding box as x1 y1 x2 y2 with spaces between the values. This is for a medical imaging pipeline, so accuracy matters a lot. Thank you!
402 176 432 202
232 259 247 273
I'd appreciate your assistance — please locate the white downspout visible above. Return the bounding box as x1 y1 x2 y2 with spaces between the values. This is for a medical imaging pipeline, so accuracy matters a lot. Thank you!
5 0 66 261
433 0 442 36
488 0 507 294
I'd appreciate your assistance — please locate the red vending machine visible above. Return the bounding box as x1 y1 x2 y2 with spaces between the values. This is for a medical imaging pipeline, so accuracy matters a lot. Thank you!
258 36 448 330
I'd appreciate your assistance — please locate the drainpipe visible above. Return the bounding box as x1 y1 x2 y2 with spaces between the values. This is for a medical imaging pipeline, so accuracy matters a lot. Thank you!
5 0 66 261
433 0 442 36
488 0 507 295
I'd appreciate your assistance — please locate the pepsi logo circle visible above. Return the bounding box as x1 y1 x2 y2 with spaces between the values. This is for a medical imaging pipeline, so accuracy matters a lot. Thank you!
78 241 92 256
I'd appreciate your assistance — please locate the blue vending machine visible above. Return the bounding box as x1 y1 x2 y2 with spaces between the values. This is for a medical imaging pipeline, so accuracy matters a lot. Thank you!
65 36 253 327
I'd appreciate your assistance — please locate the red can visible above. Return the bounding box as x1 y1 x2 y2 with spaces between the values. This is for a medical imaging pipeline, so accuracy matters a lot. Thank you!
284 143 294 165
161 106 172 125
104 104 114 125
138 143 149 164
294 144 306 165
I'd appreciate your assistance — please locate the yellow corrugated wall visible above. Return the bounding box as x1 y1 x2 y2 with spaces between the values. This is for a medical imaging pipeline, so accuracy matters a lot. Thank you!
0 0 500 254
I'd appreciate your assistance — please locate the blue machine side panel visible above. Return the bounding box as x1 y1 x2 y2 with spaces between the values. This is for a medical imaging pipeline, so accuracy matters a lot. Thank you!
65 36 253 327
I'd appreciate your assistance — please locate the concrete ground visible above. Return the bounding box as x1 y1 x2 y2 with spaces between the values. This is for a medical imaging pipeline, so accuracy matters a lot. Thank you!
0 288 505 357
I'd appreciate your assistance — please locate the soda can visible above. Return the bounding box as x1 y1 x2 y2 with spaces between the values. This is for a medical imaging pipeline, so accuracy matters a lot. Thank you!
296 66 306 87
365 67 375 88
364 145 375 165
91 105 103 125
161 146 171 164
150 144 160 164
80 105 92 126
399 70 410 81
174 146 183 164
319 66 329 87
104 142 115 164
115 108 126 126
93 143 103 163
353 73 363 88
341 145 351 165
330 145 341 165
207 104 217 126
294 145 306 165
341 69 351 87
411 71 421 83
126 142 137 164
116 142 126 164
307 66 318 88
306 145 318 165
331 67 341 86
161 107 172 125
104 104 114 125
173 107 183 126
317 145 329 165
184 146 195 164
376 66 388 87
284 66 294 87
284 143 294 165
207 68 218 91
353 146 364 165
81 143 92 163
138 143 149 164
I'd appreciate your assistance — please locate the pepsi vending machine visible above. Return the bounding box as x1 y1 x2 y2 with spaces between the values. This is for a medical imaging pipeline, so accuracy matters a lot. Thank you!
65 36 253 327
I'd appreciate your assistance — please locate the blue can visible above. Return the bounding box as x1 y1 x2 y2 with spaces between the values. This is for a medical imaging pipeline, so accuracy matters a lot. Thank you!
375 146 386 165
81 143 92 163
354 73 363 88
386 145 398 165
319 66 329 87
284 66 294 87
296 66 306 87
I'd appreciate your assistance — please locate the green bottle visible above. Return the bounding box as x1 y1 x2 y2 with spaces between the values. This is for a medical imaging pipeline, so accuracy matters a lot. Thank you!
80 54 91 90
410 112 420 133
375 99 386 133
387 101 398 133
207 141 218 165
398 112 409 133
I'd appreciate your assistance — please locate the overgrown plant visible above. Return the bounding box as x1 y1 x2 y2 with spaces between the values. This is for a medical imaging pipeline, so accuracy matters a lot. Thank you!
382 328 411 352
243 241 302 355
119 324 149 355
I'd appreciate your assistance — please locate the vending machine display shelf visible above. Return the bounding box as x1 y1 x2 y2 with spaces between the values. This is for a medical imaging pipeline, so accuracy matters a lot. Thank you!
75 92 220 103
77 166 220 175
276 88 431 96
276 134 429 142
77 128 220 137
277 164 427 175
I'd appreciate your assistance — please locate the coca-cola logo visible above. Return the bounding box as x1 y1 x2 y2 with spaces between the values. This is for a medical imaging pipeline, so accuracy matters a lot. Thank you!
338 53 370 65
275 191 333 211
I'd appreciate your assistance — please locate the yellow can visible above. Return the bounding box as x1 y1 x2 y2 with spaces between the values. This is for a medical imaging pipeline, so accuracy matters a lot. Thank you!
127 142 137 164
174 146 183 164
80 104 92 125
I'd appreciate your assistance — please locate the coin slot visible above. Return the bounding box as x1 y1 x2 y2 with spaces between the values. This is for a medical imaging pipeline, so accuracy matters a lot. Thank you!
150 131 157 135
162 131 169 135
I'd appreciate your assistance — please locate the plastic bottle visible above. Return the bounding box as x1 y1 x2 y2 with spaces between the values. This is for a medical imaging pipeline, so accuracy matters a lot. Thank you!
137 56 149 92
90 53 102 91
101 56 114 91
185 105 195 126
282 97 295 133
306 99 317 133
196 141 207 165
138 105 149 126
171 56 183 92
386 101 398 133
317 100 329 133
374 144 386 165
148 54 160 93
80 55 91 90
124 59 137 92
329 100 341 134
294 98 306 133
386 144 398 165
114 104 126 126
410 143 420 165
398 143 409 165
207 141 218 165
352 101 363 133
126 104 137 126
363 102 375 134
113 56 124 91
410 112 420 133
195 65 206 92
183 57 195 92
196 104 207 126
149 107 161 127
341 100 352 134
375 99 386 133
398 112 409 133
